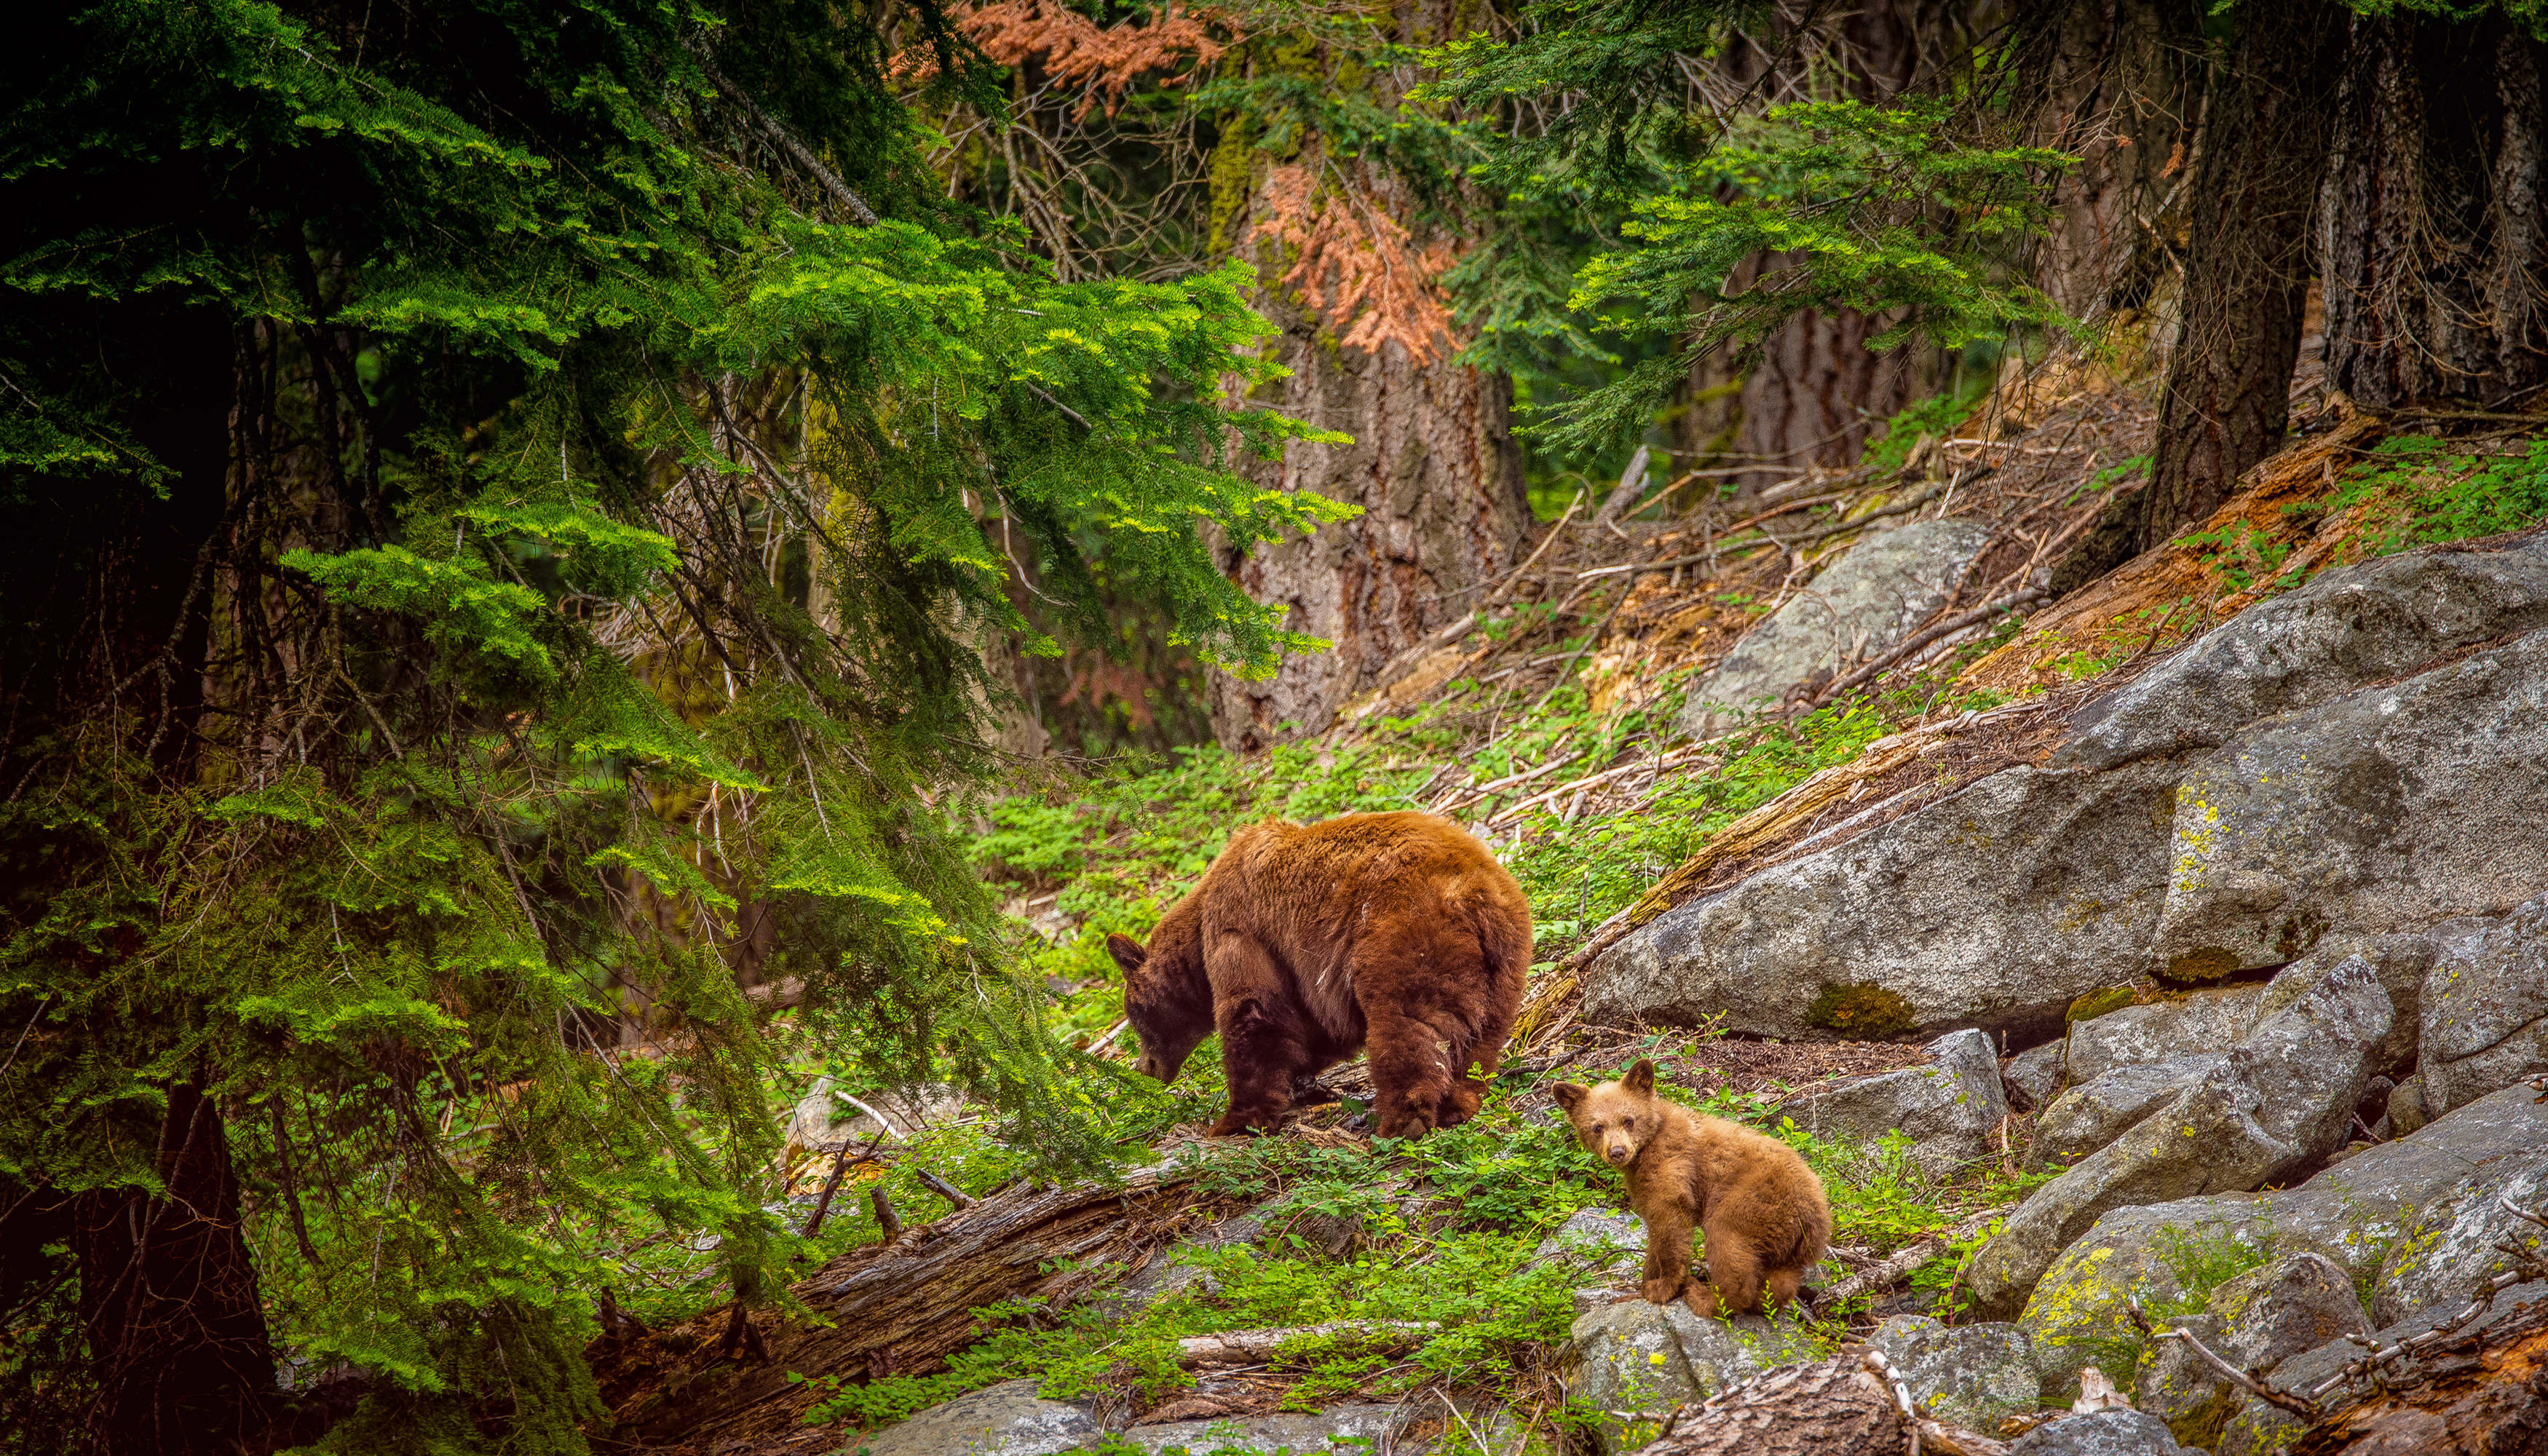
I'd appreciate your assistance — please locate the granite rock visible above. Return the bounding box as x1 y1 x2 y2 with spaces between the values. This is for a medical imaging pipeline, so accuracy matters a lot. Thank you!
2053 534 2548 774
1678 518 1995 737
1778 1029 2010 1176
1867 1315 2041 1431
2064 986 2265 1084
2030 1056 2225 1173
1969 955 2393 1318
2419 890 2548 1116
851 1379 1104 1456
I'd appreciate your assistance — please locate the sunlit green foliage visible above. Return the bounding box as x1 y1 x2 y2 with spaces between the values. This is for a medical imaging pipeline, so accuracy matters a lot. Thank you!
0 0 1348 1447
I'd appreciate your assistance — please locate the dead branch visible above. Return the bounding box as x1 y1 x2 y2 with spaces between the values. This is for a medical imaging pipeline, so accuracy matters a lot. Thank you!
2129 1299 2317 1417
1819 1208 2000 1306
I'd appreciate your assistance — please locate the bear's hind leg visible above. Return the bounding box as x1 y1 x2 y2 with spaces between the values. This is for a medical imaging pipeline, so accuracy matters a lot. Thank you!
1701 1223 1766 1316
1364 1007 1457 1139
1760 1265 1805 1313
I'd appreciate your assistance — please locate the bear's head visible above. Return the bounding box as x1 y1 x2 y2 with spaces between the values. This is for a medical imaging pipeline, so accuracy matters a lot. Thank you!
1550 1059 1662 1168
1105 930 1213 1084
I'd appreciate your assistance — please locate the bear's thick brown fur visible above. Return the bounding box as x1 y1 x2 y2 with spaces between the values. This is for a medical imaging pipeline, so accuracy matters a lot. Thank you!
1104 811 1531 1139
1551 1060 1831 1317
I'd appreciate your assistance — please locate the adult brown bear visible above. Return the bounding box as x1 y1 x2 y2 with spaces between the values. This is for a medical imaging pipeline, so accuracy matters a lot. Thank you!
1104 811 1532 1139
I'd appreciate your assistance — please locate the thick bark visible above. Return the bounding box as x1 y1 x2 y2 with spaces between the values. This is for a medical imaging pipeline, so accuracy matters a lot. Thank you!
1672 0 1963 494
2137 0 2351 554
71 1083 280 1455
613 1167 1222 1447
2015 0 2207 323
2319 18 2548 410
2295 1296 2548 1455
1206 181 1532 751
1623 1356 2007 1456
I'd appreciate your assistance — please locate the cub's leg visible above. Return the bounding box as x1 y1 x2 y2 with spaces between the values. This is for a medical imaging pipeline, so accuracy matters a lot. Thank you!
1761 1265 1805 1313
1637 1196 1699 1307
1700 1216 1768 1316
1206 937 1313 1136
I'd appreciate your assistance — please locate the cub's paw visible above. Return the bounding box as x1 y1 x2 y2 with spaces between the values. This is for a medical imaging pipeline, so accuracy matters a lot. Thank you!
1641 1275 1685 1307
1680 1281 1723 1318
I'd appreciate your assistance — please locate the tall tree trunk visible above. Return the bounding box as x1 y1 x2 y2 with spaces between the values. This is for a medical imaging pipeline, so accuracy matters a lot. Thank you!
72 1082 280 1455
1674 0 1962 494
2319 17 2548 409
2135 0 2351 553
1205 151 1533 750
2016 0 2206 324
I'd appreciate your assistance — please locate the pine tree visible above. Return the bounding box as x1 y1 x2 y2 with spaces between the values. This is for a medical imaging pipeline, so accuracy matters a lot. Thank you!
0 1 1341 1448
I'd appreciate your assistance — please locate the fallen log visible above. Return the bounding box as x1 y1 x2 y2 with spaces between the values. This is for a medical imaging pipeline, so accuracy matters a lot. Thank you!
1623 1353 2006 1456
609 1161 1228 1448
2295 1295 2548 1454
1175 1321 1439 1369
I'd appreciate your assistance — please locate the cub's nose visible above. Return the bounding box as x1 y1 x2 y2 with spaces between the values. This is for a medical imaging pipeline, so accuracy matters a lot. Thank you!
1605 1143 1632 1165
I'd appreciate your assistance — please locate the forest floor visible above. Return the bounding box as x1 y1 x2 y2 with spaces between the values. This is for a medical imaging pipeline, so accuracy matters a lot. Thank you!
618 347 2548 1455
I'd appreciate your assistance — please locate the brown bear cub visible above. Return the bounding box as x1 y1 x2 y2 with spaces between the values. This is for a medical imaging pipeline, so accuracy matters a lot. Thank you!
1551 1060 1830 1318
1105 811 1530 1140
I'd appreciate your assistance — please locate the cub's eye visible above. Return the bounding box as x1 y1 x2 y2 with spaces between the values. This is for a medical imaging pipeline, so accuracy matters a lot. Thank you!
1622 1117 1636 1131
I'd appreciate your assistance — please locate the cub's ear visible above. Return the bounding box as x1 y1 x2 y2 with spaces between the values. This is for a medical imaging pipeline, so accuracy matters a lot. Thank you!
1550 1083 1589 1112
1105 933 1149 976
1623 1059 1656 1094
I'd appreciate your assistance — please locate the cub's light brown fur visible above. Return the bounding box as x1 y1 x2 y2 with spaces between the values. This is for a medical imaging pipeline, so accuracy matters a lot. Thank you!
1551 1060 1830 1317
1106 811 1531 1139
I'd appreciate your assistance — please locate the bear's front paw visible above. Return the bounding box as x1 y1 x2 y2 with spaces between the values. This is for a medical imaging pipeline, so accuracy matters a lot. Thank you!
1640 1275 1685 1306
1680 1281 1722 1318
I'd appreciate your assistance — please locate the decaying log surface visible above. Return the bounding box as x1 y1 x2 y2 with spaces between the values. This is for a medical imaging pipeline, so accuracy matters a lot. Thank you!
612 1163 1229 1448
1176 1321 1439 1368
1624 1355 2008 1456
2295 1297 2548 1455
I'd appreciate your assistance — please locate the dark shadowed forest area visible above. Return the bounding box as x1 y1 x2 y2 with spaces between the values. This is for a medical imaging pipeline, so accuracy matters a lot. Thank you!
3 0 2546 1453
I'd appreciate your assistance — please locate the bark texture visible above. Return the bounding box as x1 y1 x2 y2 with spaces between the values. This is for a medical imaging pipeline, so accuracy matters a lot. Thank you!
2139 0 2352 554
614 1168 1224 1447
1207 175 1532 751
1623 1356 2006 1456
2295 1297 2548 1455
71 1083 280 1455
2014 0 2207 323
2319 17 2548 410
1672 0 1961 492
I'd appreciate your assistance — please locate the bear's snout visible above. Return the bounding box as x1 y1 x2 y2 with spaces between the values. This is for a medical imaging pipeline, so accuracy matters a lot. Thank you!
1604 1141 1634 1166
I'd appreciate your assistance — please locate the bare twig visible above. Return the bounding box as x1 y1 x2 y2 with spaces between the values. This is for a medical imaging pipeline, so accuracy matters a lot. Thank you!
914 1167 977 1208
691 53 882 226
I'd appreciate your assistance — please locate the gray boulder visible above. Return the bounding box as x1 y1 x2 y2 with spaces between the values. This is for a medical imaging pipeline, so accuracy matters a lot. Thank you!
2369 1151 2548 1326
1867 1315 2041 1431
1528 1209 1646 1279
2053 533 2548 773
2006 1039 2068 1114
2420 891 2548 1116
1121 1403 1417 1455
1678 517 1994 737
1969 956 2393 1318
2250 933 2434 1077
2012 1080 2548 1396
1585 755 2185 1043
2006 1409 2194 1455
853 1379 1104 1456
2148 628 2548 981
2206 1252 2373 1371
1563 1299 1824 1452
1779 1029 2010 1176
2029 1056 2224 1172
2130 1311 2237 1449
2065 986 2265 1084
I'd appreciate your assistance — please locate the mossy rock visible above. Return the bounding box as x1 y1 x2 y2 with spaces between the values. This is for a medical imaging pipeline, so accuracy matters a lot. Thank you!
2064 984 2141 1026
1805 981 1915 1038
2159 946 2244 985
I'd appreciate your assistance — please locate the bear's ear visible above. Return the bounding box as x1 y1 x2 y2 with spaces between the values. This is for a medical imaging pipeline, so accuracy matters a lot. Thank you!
1550 1083 1588 1112
1623 1059 1656 1095
1105 933 1149 976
